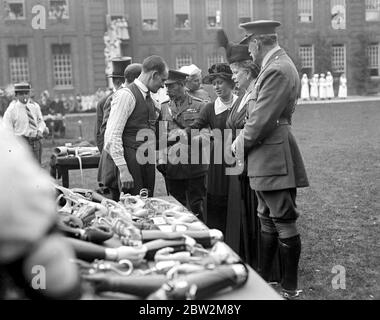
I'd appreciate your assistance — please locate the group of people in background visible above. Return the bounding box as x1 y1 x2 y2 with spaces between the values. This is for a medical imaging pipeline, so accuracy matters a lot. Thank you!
300 72 347 101
95 20 309 300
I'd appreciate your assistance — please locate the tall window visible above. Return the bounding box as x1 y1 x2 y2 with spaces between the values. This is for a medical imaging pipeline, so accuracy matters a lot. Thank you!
174 0 190 29
176 55 192 69
299 45 314 76
4 0 25 20
49 0 69 20
366 0 380 21
298 0 313 22
207 54 225 68
8 45 29 83
367 43 379 77
331 0 346 29
206 0 222 29
141 0 158 30
52 44 73 87
238 0 252 24
107 0 125 20
332 45 346 73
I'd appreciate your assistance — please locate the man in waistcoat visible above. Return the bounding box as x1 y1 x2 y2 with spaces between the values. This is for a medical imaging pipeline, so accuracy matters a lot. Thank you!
99 56 168 199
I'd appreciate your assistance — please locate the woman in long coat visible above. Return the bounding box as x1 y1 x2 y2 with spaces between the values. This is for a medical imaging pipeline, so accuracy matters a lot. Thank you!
219 31 281 281
187 63 238 235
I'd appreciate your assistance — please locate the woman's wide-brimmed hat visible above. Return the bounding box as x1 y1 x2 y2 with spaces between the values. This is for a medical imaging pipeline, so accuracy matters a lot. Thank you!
203 63 233 84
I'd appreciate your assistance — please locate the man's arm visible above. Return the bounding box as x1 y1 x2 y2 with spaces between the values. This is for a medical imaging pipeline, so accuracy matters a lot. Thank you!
35 103 48 137
104 89 136 190
235 69 291 152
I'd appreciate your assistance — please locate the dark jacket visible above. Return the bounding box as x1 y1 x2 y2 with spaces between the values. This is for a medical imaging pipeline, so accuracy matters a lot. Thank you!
235 48 309 191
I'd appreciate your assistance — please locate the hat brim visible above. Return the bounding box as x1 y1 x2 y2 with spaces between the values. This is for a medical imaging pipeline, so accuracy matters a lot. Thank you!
202 72 233 85
106 74 125 79
165 79 183 85
239 34 254 45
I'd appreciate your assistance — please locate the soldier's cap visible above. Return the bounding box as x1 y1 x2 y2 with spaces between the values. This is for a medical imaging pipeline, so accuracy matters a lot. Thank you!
239 20 281 45
107 57 132 78
14 82 32 93
165 70 189 85
217 30 251 64
203 63 233 85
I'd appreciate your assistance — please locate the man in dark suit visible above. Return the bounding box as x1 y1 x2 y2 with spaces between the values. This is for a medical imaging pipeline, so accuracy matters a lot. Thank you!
232 20 309 299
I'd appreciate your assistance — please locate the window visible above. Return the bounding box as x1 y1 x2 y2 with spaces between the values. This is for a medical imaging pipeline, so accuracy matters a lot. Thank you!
176 55 192 69
174 0 190 29
207 54 225 68
52 44 73 87
238 0 252 24
299 45 314 76
366 0 380 21
206 0 222 29
332 45 346 73
107 0 125 20
4 0 25 20
8 45 29 83
367 44 379 77
141 0 158 30
298 0 313 22
331 0 346 29
49 0 69 20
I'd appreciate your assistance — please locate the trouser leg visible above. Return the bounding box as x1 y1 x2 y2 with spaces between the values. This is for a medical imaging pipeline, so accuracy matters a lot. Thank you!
167 179 188 208
188 175 207 222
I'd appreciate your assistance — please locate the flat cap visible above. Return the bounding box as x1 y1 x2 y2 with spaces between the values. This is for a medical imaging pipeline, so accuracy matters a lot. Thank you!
165 70 188 85
239 20 281 44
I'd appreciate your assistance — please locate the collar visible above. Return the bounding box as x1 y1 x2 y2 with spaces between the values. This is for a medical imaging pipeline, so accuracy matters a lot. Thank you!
261 45 281 70
214 95 238 116
134 79 149 98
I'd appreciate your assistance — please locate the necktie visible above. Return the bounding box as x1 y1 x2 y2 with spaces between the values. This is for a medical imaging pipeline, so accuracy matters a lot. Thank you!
25 105 38 131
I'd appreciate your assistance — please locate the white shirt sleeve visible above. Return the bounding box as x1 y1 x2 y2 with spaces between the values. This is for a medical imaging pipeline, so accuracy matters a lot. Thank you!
104 88 136 167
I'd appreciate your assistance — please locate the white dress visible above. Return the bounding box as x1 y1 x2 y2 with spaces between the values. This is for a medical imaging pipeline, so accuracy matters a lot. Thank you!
326 75 335 99
319 77 327 100
300 78 310 100
338 77 347 98
310 78 319 99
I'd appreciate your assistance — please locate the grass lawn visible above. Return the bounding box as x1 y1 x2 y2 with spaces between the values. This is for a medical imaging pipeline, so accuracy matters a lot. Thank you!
41 101 379 300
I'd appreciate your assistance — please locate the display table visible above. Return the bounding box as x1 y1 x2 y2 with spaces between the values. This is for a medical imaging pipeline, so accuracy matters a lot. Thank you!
50 154 100 188
56 188 282 300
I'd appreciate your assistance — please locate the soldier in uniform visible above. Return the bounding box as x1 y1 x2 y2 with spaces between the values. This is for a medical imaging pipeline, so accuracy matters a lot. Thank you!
233 20 309 299
158 70 209 221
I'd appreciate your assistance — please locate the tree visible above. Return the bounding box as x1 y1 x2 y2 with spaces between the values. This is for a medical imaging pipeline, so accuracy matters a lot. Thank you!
351 33 371 95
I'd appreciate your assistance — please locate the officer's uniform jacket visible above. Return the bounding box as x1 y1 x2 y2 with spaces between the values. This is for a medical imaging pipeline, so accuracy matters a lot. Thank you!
235 48 309 191
160 93 209 180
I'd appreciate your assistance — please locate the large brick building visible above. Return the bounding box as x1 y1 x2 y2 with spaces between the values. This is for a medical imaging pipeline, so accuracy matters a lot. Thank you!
0 0 379 97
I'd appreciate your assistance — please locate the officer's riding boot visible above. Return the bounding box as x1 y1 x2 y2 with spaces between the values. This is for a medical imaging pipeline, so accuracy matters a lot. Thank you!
278 235 302 299
259 232 279 282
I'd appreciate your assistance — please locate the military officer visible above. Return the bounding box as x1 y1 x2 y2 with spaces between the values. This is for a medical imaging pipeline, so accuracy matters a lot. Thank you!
158 70 209 221
233 20 310 299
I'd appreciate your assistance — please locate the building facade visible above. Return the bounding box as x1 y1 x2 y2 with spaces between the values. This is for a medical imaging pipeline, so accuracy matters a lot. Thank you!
0 0 379 97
